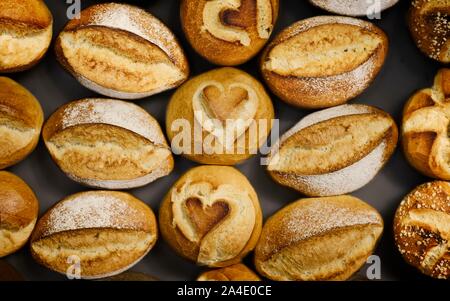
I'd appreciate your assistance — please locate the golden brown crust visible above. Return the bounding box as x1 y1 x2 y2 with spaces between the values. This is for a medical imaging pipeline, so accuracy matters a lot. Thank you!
260 16 388 109
181 0 279 65
197 263 261 281
393 181 450 279
159 165 262 267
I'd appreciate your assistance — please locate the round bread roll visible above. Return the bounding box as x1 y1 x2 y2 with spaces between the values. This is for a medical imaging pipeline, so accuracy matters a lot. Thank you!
0 171 39 258
0 0 52 73
55 3 189 99
30 191 158 279
267 104 398 197
260 16 388 109
408 0 450 63
159 165 262 267
254 195 384 281
0 77 44 169
402 69 450 180
166 67 274 165
308 0 399 17
197 263 261 281
100 271 158 281
43 98 174 189
394 181 450 279
181 0 279 66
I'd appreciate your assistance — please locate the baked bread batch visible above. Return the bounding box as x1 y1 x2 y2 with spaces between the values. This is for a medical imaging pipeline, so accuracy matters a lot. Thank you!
1 0 449 281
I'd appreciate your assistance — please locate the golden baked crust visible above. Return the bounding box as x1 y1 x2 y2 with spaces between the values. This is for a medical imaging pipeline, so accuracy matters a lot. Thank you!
309 0 399 16
30 191 158 279
55 3 189 99
197 263 261 281
260 16 388 109
408 0 450 63
394 181 450 279
181 0 279 65
0 171 39 258
402 69 450 180
254 195 383 281
166 67 274 165
0 77 43 169
159 165 262 267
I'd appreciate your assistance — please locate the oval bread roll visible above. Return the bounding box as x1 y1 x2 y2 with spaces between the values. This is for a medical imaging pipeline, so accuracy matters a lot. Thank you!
43 98 174 189
0 0 53 73
260 16 388 109
309 0 399 16
394 181 450 279
159 166 262 267
55 3 189 99
0 77 44 169
0 171 39 258
30 191 158 279
267 104 398 197
254 195 384 281
197 264 261 281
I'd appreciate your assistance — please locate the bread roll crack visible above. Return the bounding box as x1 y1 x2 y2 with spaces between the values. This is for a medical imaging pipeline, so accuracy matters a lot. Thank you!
0 221 36 257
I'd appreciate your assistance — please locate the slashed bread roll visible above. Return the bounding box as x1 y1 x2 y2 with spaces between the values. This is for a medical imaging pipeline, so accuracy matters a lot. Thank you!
309 0 399 16
197 263 261 281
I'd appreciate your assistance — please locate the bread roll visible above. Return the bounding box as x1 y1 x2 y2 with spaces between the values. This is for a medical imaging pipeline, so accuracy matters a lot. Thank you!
309 0 399 16
402 69 450 180
394 181 450 279
197 264 261 281
254 195 384 281
166 67 274 165
267 104 398 197
43 98 174 189
0 0 52 73
159 165 262 267
0 77 44 169
260 16 388 109
408 0 450 63
181 0 279 66
55 3 189 99
30 191 158 279
0 171 39 258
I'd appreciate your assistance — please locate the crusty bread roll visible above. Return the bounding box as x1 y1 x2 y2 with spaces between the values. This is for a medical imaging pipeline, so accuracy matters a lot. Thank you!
260 16 388 109
254 195 384 281
0 171 39 258
159 165 262 267
181 0 279 66
267 104 398 197
309 0 399 16
166 67 274 165
402 69 450 180
197 263 261 281
55 3 189 99
43 98 174 189
0 77 44 169
0 0 52 73
408 0 449 63
100 271 158 281
30 191 158 279
394 181 450 279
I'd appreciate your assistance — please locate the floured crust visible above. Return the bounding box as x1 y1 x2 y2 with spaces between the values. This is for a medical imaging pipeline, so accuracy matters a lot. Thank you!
260 16 388 109
254 195 383 281
159 165 262 267
197 263 261 281
55 3 189 99
309 0 399 16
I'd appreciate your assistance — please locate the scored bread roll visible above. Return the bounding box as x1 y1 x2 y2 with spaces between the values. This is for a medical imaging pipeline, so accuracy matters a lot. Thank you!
43 98 174 189
267 104 398 197
408 0 450 63
181 0 279 66
30 191 158 279
159 165 262 267
0 171 39 258
0 77 43 169
260 16 388 109
402 69 450 180
197 264 261 281
55 3 189 99
254 195 384 281
394 181 450 279
0 0 53 73
308 0 399 16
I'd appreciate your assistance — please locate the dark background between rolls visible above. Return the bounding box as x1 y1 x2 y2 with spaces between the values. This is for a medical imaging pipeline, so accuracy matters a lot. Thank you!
3 0 442 281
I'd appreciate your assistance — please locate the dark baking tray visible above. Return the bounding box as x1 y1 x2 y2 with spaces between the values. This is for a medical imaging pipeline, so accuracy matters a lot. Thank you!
2 0 444 281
